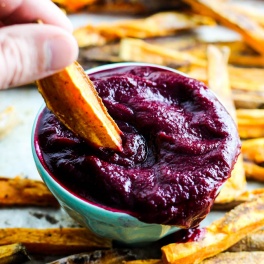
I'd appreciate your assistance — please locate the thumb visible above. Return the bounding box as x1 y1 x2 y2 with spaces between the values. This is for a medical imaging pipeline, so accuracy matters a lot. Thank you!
0 24 78 89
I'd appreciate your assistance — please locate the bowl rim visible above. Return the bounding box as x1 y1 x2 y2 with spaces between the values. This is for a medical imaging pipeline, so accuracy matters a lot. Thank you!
31 62 188 225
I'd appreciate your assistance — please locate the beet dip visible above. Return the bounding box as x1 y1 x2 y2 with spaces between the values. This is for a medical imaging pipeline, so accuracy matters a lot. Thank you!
35 65 240 228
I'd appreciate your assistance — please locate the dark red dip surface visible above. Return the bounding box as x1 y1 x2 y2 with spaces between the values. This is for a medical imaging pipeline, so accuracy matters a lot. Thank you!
35 65 240 228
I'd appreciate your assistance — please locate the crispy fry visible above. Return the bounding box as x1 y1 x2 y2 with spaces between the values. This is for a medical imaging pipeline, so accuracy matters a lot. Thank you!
242 138 264 163
49 249 156 264
37 61 122 151
73 12 215 47
206 45 246 204
243 161 264 182
119 38 206 67
201 251 264 264
162 196 264 264
0 228 111 255
0 243 30 264
228 230 264 252
0 176 59 207
183 0 264 55
213 188 264 210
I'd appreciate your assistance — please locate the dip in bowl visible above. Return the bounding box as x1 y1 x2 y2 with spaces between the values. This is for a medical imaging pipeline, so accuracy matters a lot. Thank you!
32 62 240 244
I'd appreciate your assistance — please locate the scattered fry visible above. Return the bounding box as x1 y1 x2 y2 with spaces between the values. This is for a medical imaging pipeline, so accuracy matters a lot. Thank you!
0 243 30 264
37 61 122 151
183 0 264 55
73 11 215 47
206 45 246 204
162 196 264 264
49 249 149 264
0 176 59 207
0 228 111 255
201 251 264 264
119 38 206 67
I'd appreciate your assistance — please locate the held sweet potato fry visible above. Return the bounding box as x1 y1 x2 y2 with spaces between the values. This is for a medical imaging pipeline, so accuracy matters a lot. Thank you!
206 45 246 204
0 228 111 255
50 249 155 264
243 161 264 182
162 196 264 264
183 0 264 55
37 61 122 151
0 176 58 207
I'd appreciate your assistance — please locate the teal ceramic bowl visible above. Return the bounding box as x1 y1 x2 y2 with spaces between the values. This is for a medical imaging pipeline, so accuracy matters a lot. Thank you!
32 63 184 245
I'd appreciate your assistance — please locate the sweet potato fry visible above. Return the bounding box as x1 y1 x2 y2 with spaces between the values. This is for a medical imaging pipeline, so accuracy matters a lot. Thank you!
50 249 155 264
119 38 206 67
213 188 264 210
0 243 30 264
73 11 215 47
228 230 264 252
243 161 264 182
201 251 264 264
162 196 264 264
37 61 122 151
206 45 246 204
183 0 264 55
0 228 111 255
0 176 58 207
242 138 264 163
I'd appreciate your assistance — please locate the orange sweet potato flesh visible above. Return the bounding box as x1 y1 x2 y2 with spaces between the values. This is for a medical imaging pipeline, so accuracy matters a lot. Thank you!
37 61 122 151
162 196 264 264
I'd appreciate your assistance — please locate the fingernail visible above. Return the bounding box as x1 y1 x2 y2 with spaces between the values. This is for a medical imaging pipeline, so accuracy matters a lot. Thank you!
45 34 78 71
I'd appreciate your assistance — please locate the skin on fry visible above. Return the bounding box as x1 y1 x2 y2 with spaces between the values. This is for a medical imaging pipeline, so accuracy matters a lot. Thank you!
0 176 59 207
37 61 122 151
242 138 264 163
213 188 264 210
162 196 264 264
0 228 111 255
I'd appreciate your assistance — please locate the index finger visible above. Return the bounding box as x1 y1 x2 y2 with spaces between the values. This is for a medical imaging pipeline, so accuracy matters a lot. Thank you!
0 0 73 32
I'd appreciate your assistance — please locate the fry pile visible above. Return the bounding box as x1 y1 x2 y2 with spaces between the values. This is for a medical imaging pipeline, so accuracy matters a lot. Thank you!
1 0 264 263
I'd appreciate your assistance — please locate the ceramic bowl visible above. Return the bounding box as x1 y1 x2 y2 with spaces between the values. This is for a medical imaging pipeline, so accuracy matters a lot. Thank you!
31 63 187 245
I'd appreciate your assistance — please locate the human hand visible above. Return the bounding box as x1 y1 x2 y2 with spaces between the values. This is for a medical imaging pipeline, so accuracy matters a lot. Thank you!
0 0 78 89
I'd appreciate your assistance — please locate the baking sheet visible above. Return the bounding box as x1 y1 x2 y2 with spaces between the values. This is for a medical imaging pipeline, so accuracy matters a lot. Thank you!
0 3 264 262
